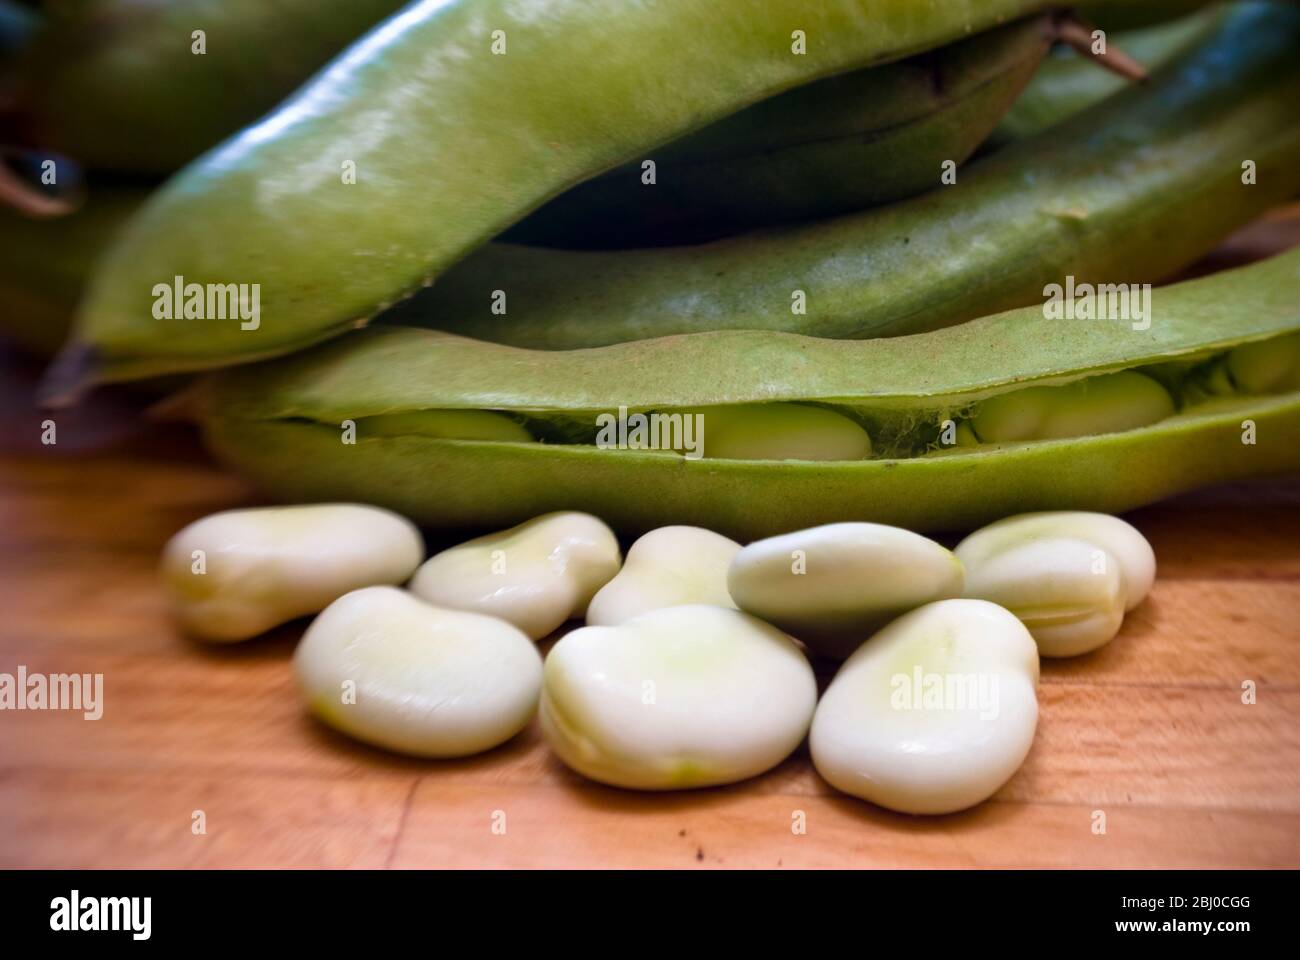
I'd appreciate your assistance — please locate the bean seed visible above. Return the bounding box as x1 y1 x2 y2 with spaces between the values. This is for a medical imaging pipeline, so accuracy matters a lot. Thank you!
160 503 423 642
955 511 1155 611
727 522 964 659
586 526 740 626
409 511 620 639
1227 330 1300 395
960 537 1126 657
969 371 1175 443
294 586 541 757
691 404 871 461
541 605 817 790
810 599 1039 814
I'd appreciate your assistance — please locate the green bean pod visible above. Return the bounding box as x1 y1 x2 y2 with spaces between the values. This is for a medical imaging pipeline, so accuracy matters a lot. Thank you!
0 185 146 356
4 0 408 174
201 249 1300 540
505 18 1050 249
59 0 1165 387
399 2 1300 349
991 5 1224 144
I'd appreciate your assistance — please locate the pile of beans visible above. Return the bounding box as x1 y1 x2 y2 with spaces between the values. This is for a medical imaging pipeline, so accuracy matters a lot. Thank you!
161 505 1154 815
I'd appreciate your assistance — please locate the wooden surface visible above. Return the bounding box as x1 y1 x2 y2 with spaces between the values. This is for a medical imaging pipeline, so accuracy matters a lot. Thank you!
0 361 1297 869
2 209 1300 869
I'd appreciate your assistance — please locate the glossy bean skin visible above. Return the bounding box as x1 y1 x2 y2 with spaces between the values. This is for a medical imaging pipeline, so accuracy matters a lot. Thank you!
809 599 1040 813
990 5 1224 144
728 523 964 660
409 512 620 640
5 0 408 173
955 512 1156 612
63 0 1154 383
201 249 1300 540
505 18 1050 248
399 3 1300 348
586 527 741 626
540 605 817 790
959 537 1126 657
295 586 542 758
161 504 424 643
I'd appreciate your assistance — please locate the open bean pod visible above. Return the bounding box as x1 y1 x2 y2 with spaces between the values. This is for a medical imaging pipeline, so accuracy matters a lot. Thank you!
202 249 1300 540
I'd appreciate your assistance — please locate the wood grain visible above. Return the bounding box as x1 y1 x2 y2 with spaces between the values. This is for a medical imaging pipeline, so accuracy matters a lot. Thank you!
2 212 1299 868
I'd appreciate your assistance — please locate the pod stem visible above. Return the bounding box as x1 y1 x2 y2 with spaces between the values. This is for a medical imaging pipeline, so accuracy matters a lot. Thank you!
37 340 100 409
1054 14 1148 83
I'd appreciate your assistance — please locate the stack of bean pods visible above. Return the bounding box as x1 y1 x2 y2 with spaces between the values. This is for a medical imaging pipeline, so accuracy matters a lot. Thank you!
5 1 1300 810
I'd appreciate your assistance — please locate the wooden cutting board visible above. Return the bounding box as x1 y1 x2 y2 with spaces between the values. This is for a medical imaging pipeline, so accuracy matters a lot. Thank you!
2 215 1298 869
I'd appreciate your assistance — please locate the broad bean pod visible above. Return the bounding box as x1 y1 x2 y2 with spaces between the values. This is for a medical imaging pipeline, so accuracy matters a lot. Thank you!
403 3 1300 348
59 0 1179 387
506 17 1050 248
201 249 1300 540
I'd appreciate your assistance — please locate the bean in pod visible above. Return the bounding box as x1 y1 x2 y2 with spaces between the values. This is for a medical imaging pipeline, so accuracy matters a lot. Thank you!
680 404 871 461
541 605 817 790
202 248 1300 540
586 527 740 627
60 0 1106 385
810 599 1040 814
399 3 1300 348
727 524 964 660
160 504 424 642
409 512 620 640
1226 331 1300 396
295 586 542 758
967 371 1175 443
